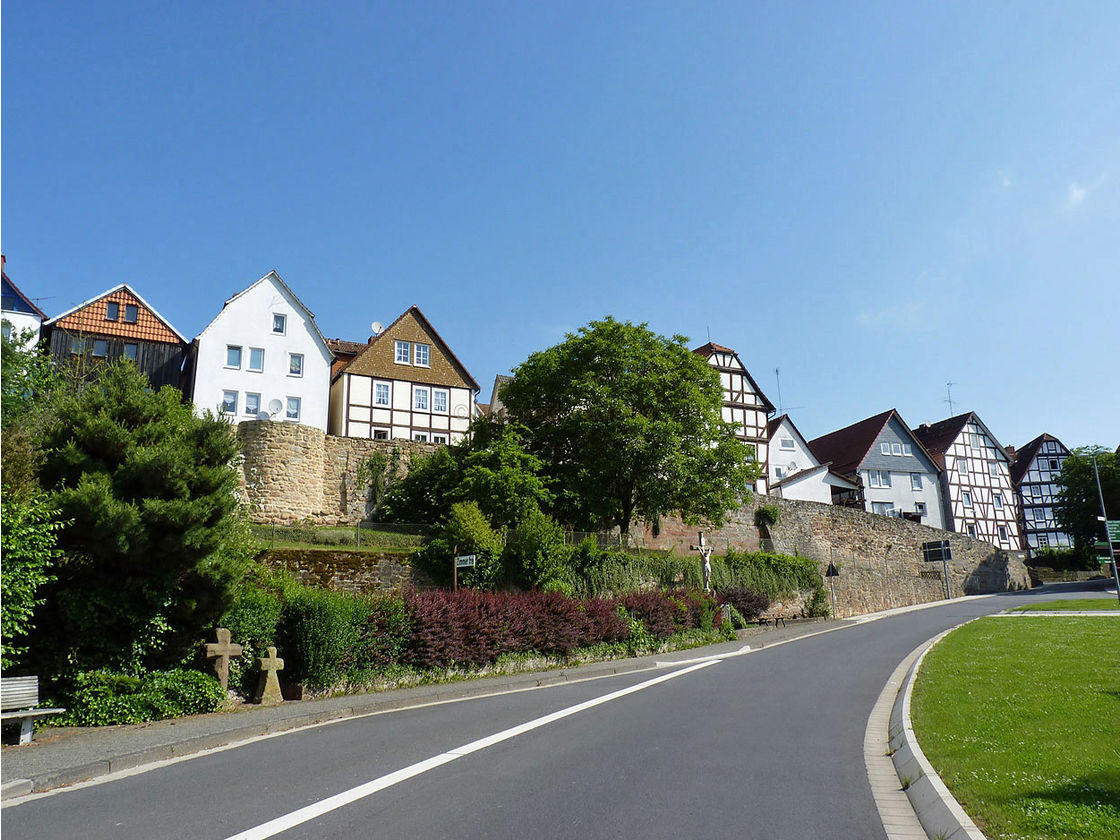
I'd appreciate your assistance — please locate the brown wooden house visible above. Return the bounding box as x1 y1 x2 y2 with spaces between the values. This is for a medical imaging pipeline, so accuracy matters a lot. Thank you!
40 284 189 389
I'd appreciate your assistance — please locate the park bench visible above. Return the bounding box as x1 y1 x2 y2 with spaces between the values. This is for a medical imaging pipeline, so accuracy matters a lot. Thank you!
1 676 64 745
757 612 787 629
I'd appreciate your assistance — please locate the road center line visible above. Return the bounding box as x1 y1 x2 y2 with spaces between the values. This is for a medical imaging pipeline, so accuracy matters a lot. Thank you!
222 659 719 840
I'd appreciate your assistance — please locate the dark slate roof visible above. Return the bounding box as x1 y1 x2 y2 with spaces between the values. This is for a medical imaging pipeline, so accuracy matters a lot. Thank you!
325 338 368 357
911 413 972 468
1009 433 1067 486
807 409 895 476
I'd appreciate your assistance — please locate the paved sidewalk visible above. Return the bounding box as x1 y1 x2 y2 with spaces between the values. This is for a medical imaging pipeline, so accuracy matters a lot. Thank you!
1 619 837 799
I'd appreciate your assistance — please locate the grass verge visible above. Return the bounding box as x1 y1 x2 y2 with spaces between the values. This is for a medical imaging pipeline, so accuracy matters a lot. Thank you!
911 617 1120 839
1011 598 1119 611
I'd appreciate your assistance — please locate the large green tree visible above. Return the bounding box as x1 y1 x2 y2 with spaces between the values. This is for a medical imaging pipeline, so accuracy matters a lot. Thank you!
1056 446 1120 561
31 360 247 675
499 317 761 535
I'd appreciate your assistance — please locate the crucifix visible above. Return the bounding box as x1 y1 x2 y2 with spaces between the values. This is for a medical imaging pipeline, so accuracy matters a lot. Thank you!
256 646 285 706
690 532 713 593
204 627 243 691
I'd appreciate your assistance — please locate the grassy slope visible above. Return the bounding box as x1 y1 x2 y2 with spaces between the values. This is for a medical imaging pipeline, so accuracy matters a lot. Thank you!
911 617 1120 839
1012 598 1119 611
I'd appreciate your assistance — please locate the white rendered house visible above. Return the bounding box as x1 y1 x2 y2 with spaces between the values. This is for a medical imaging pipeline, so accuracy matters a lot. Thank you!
187 271 332 431
2 257 46 347
766 415 858 504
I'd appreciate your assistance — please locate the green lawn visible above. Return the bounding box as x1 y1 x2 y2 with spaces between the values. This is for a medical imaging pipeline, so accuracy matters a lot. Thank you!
1012 598 1120 612
911 617 1120 839
250 524 427 554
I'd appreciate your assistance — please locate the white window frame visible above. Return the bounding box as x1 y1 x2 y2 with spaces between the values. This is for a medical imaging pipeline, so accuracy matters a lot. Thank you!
910 473 922 491
880 442 891 455
272 313 287 335
248 347 265 372
433 434 448 444
432 389 448 413
374 383 391 406
372 428 389 440
221 390 238 414
902 443 912 456
286 396 301 421
395 341 412 365
988 461 999 477
998 525 1008 541
868 469 891 488
775 467 785 479
780 438 796 451
245 392 261 416
914 502 927 516
414 342 431 367
288 353 304 377
413 387 430 411
413 432 428 442
962 490 973 507
871 501 895 516
966 523 977 538
993 493 1003 510
226 345 243 369
891 442 903 456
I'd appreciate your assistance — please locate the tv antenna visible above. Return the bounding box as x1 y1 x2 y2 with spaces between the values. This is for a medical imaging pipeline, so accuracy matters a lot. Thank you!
944 381 957 415
773 368 806 415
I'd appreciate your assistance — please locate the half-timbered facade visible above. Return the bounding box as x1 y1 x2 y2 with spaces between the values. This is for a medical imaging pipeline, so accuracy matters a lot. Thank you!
693 342 775 494
1010 433 1073 553
809 409 947 527
40 284 187 389
329 306 479 444
914 413 1021 550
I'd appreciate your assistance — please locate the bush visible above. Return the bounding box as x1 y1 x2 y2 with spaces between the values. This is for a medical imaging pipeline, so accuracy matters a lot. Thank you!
717 586 770 622
218 573 285 694
1 491 63 669
754 504 781 529
55 669 225 727
278 587 371 688
504 508 569 590
417 501 506 590
723 550 821 600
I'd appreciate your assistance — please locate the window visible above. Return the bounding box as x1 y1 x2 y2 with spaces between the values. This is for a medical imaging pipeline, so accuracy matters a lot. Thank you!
92 339 108 357
970 433 981 448
245 393 261 416
288 353 304 377
988 461 999 477
395 341 411 364
433 434 449 444
123 343 138 361
1038 535 1049 548
966 524 977 538
868 470 891 488
962 491 973 507
413 432 428 442
413 387 429 411
374 383 390 406
902 443 912 456
998 525 1008 541
285 397 301 421
993 493 1003 510
106 302 120 321
414 342 430 367
957 457 968 477
1 323 9 341
1048 459 1059 471
124 304 138 323
780 438 795 450
910 473 922 491
915 502 927 516
249 348 264 372
880 442 891 455
871 502 895 516
891 442 903 456
70 336 84 354
432 389 448 413
221 390 238 414
1033 506 1046 521
272 314 286 334
226 345 242 368
373 429 389 440
775 467 785 479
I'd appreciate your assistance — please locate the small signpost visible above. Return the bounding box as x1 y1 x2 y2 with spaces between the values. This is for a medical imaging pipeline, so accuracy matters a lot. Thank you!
452 548 477 592
824 561 839 617
1091 453 1120 606
921 540 953 600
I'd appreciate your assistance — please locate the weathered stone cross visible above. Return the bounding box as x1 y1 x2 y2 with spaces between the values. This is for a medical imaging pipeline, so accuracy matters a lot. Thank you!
204 628 243 691
256 646 285 706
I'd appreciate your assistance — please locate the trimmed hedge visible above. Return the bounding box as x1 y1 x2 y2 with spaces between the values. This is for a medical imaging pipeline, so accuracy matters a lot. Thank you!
53 669 225 727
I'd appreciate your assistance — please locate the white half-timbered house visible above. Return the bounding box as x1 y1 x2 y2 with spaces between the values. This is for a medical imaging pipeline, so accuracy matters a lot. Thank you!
328 306 479 444
914 412 1022 550
1009 433 1074 553
693 342 775 494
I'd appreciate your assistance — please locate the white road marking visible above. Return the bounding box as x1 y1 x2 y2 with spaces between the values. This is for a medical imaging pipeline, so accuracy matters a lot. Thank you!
222 660 719 840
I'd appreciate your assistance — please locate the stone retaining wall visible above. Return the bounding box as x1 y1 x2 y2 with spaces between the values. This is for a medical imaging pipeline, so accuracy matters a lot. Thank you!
261 549 432 594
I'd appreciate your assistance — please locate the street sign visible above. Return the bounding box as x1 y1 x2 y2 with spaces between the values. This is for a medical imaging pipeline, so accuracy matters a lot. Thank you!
825 562 839 577
455 554 477 568
1108 520 1120 542
922 540 952 564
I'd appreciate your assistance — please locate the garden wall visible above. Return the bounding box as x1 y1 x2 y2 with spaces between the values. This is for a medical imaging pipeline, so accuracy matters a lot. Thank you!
637 497 1030 618
261 548 432 594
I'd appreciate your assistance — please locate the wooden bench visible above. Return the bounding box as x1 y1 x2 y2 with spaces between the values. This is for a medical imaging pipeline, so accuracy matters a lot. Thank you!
757 613 787 629
1 676 64 745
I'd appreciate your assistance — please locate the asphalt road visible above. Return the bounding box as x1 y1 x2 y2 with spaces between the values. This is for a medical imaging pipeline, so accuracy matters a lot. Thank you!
3 582 1109 840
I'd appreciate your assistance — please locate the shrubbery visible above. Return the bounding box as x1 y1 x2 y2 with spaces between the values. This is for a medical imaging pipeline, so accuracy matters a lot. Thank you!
54 669 225 727
716 586 770 622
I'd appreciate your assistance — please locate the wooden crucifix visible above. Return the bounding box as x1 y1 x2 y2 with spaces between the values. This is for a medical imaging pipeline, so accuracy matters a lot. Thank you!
204 628 243 691
256 646 285 706
690 532 713 593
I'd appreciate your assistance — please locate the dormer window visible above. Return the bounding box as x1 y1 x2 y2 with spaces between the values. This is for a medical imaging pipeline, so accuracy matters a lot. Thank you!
395 340 411 364
273 314 287 335
123 304 138 323
106 302 120 321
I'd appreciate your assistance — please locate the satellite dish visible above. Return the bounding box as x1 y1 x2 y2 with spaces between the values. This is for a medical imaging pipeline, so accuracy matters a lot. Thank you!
268 399 284 417
787 461 798 473
370 321 384 336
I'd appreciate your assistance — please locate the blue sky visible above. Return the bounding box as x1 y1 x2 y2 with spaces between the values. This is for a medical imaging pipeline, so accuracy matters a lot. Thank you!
4 2 1117 449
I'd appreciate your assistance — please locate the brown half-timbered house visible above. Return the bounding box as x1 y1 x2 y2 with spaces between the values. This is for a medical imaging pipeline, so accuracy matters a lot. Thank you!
914 412 1022 550
40 284 188 390
328 306 479 443
693 342 775 493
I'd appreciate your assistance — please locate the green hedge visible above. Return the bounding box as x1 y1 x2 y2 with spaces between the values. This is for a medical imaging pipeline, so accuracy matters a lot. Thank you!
53 669 225 727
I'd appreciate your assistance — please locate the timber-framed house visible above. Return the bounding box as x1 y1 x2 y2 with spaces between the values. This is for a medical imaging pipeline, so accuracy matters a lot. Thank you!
914 412 1022 550
692 342 775 494
328 306 479 444
1009 433 1073 554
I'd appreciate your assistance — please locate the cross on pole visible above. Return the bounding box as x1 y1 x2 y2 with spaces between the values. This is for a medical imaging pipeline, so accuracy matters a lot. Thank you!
690 532 714 593
256 646 285 706
204 627 243 691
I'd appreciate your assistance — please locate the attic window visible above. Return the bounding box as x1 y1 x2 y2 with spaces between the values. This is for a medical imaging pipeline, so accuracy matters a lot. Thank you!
124 304 138 323
273 314 287 335
106 302 120 321
414 342 430 367
395 341 411 365
779 438 795 450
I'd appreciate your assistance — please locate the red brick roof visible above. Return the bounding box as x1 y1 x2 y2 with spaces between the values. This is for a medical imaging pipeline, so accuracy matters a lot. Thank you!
44 285 185 345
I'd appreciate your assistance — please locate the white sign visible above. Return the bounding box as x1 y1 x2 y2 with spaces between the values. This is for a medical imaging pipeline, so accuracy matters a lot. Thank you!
455 554 477 568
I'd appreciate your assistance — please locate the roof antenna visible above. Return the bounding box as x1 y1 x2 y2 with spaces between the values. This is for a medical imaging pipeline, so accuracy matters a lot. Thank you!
706 325 711 342
945 381 956 415
774 367 806 416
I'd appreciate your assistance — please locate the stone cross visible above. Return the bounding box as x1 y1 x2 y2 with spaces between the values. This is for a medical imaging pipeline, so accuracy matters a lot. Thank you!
256 646 285 706
204 628 243 691
690 532 714 593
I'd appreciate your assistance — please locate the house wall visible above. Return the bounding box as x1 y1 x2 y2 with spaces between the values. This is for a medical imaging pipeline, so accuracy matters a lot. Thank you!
46 329 185 389
193 278 332 430
335 372 473 443
1016 440 1073 551
941 421 1022 550
772 469 835 504
1 310 42 346
858 415 946 529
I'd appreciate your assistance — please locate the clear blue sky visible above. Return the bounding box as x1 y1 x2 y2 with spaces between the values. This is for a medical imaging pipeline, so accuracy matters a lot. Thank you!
4 2 1117 450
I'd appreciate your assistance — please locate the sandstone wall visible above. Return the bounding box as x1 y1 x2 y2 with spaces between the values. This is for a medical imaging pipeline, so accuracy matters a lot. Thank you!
260 549 432 595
